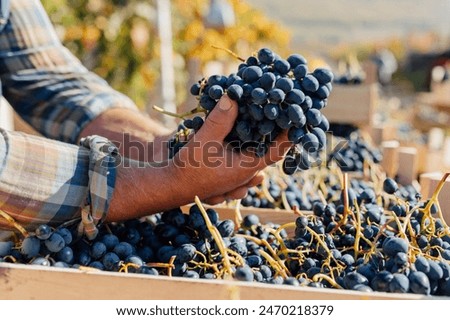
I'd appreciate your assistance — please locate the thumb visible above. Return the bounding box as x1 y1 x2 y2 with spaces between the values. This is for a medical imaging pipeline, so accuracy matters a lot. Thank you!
195 95 238 142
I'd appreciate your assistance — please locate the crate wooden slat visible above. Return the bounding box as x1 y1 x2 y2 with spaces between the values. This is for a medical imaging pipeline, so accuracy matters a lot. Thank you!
0 262 432 300
323 83 378 125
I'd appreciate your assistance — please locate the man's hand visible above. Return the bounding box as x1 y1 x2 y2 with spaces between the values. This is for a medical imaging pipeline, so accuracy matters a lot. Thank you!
107 95 292 222
169 95 292 205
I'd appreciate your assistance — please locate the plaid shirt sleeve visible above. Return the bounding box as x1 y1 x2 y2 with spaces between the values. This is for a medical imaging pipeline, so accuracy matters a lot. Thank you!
0 129 118 239
0 0 138 144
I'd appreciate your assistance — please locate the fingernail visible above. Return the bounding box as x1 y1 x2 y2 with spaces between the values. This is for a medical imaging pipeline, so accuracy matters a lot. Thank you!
218 96 232 111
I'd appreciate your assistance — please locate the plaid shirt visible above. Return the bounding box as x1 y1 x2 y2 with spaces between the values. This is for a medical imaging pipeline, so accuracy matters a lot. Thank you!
0 0 137 238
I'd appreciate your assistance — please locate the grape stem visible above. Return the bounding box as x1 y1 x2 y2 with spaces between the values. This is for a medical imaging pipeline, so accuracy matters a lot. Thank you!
194 196 233 278
237 233 291 276
312 273 344 289
210 45 245 62
423 173 450 233
0 209 28 238
152 105 204 120
258 249 288 279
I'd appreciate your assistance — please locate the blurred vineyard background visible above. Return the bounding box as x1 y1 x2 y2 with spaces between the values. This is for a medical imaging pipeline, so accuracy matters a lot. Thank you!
40 0 450 123
41 0 291 112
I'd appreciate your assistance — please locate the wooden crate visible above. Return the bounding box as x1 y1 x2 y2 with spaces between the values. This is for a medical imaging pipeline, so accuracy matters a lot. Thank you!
419 172 450 221
0 262 429 300
323 84 378 126
0 206 441 300
429 81 450 111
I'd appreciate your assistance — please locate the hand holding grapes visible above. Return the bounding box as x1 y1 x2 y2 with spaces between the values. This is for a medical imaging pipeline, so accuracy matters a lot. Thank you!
170 95 292 205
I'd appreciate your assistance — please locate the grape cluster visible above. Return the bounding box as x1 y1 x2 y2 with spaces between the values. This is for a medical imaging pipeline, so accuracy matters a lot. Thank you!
178 48 334 174
0 206 289 283
333 74 364 85
240 128 384 210
327 129 383 172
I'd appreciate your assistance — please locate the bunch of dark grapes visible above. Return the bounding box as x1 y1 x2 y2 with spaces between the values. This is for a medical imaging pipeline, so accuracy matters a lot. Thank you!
327 129 383 172
333 73 364 84
175 48 334 175
1 176 450 296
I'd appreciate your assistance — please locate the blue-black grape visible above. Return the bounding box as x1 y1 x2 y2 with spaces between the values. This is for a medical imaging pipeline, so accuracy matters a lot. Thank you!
208 85 224 100
300 133 320 153
274 59 290 75
313 68 334 84
343 271 369 290
31 257 51 266
409 271 431 295
275 78 294 93
113 242 134 260
382 236 409 258
56 246 74 264
285 89 305 105
234 265 254 282
287 104 305 125
259 72 276 91
383 178 398 194
0 241 13 257
287 54 307 69
251 87 268 105
207 75 227 87
44 233 65 253
90 241 107 260
287 127 306 144
199 95 216 111
305 108 322 126
242 66 263 83
21 236 41 259
268 88 285 104
282 156 298 175
218 220 235 238
301 74 320 92
263 103 280 120
311 127 327 151
101 234 120 251
35 224 52 240
248 104 264 121
55 228 73 246
257 48 275 65
190 83 201 95
226 84 243 101
257 119 275 135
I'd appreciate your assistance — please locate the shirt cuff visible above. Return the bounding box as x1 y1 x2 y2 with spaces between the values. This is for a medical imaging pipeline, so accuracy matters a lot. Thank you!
77 135 120 240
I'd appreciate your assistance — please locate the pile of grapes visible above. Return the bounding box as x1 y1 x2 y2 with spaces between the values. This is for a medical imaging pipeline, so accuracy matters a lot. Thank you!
240 127 384 211
1 174 450 297
168 48 333 174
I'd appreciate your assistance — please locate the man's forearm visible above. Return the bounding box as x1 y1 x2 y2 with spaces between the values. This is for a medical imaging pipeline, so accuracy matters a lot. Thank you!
107 159 193 222
79 108 174 162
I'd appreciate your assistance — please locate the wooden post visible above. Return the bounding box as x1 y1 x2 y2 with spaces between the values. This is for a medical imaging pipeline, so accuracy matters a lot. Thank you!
397 147 418 185
443 136 450 171
323 83 378 126
362 60 378 84
368 123 396 146
381 140 400 179
420 172 450 222
0 98 14 131
369 124 384 146
428 127 445 151
156 0 177 129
